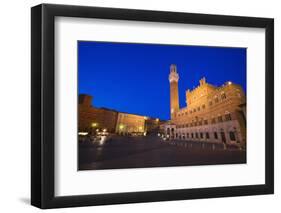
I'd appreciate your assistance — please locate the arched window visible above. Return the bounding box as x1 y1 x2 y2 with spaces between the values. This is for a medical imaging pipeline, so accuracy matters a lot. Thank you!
225 113 232 121
229 131 236 141
214 96 219 103
214 132 218 139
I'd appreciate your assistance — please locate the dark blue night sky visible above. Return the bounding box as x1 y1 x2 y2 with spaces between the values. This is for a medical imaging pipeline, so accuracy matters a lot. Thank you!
78 41 246 120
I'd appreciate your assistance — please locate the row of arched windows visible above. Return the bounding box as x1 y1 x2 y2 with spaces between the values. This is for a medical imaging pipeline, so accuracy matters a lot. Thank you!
176 113 232 129
175 130 237 142
176 93 228 118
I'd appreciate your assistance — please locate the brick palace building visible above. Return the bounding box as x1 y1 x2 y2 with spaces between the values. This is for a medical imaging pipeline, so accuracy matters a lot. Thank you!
163 64 246 148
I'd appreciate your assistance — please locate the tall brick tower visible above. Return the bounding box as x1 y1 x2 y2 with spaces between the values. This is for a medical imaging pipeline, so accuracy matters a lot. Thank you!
169 64 180 119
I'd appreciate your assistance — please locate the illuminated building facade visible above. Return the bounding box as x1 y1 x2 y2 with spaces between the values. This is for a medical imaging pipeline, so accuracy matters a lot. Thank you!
78 94 118 133
79 94 163 135
115 113 146 135
164 64 246 147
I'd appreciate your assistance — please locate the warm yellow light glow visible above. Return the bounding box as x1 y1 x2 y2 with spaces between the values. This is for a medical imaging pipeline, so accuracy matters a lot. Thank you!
92 123 98 127
156 118 159 122
228 81 232 85
138 126 143 130
119 124 124 130
96 129 99 132
103 128 107 132
78 132 88 136
144 116 148 120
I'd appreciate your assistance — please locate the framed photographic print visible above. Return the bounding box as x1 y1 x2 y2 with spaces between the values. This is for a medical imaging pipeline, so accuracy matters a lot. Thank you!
31 4 274 209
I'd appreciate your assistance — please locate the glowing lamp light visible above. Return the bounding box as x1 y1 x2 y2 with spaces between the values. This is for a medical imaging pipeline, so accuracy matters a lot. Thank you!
96 129 99 132
228 81 232 85
103 128 107 132
156 118 159 122
78 132 88 136
119 124 124 130
92 123 98 127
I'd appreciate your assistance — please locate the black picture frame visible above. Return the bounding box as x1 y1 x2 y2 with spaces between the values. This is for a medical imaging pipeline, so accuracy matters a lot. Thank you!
31 3 274 209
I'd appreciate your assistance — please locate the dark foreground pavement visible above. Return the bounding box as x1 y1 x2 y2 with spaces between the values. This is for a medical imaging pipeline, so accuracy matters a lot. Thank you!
78 135 246 170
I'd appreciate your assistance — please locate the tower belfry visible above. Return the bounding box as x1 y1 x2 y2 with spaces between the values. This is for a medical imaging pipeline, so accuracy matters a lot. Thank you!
169 64 180 119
